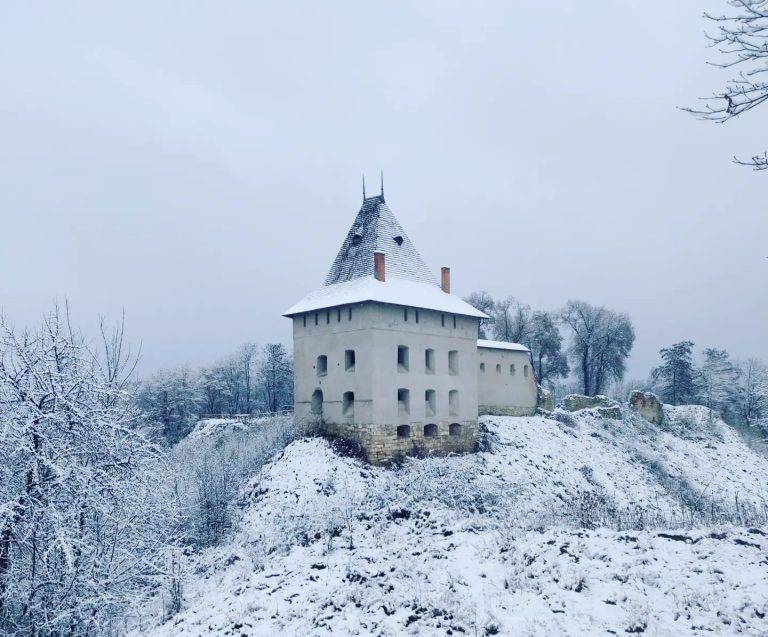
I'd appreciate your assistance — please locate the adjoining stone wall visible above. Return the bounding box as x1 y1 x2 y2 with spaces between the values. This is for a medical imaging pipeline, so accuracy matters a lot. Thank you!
478 405 536 417
321 419 477 465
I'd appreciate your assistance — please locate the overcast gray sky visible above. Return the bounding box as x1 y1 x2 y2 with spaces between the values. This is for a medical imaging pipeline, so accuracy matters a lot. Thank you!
1 0 765 379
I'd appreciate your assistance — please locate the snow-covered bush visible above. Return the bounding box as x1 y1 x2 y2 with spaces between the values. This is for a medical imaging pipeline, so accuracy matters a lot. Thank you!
0 307 179 635
171 414 298 547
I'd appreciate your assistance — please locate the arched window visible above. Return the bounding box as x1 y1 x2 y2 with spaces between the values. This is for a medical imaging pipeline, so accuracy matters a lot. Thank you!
342 391 354 418
496 364 501 373
524 365 529 378
311 389 323 415
449 390 459 417
316 355 327 377
449 423 462 436
480 362 486 372
424 423 438 437
510 364 516 375
397 424 411 439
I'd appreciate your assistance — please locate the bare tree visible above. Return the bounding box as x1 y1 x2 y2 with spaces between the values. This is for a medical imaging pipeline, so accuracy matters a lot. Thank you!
490 297 531 343
560 300 635 396
464 291 496 339
734 358 768 429
684 0 768 170
258 343 293 413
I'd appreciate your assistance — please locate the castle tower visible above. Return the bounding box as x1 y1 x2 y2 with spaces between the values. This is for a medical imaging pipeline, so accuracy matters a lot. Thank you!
283 194 488 464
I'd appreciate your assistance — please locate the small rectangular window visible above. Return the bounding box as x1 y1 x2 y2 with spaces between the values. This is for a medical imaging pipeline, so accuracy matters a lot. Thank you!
425 348 435 374
510 364 516 376
441 314 445 327
415 310 419 324
303 315 307 328
524 365 529 378
425 389 436 417
448 350 459 376
449 390 459 417
397 345 409 372
348 307 352 320
345 349 356 372
398 388 410 416
453 315 457 329
337 308 341 322
404 308 408 322
326 311 330 325
314 313 318 326
342 391 355 418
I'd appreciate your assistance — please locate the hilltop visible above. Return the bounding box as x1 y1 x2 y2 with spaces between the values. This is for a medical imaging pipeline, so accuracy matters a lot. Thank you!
143 406 768 636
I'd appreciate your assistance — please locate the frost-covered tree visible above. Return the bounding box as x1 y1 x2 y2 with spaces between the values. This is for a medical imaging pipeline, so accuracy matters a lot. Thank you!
560 300 635 396
528 311 568 385
490 297 531 343
137 365 202 443
651 341 698 405
0 306 178 634
258 343 293 413
698 348 741 421
684 1 768 170
734 358 768 430
464 291 496 339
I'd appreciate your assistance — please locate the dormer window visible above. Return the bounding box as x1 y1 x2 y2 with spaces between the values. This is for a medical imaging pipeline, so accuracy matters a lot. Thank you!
393 235 404 246
351 234 362 246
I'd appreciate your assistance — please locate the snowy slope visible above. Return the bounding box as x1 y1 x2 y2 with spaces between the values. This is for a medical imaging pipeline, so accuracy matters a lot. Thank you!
144 409 768 636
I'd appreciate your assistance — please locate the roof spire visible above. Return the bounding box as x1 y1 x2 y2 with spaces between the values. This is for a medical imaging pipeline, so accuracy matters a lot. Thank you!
380 170 384 201
362 174 366 200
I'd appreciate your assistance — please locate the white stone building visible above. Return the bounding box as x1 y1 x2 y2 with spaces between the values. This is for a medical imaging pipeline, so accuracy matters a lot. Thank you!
284 192 538 464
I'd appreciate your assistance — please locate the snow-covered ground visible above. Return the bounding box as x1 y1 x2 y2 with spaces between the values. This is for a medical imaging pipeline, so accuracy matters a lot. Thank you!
143 408 768 636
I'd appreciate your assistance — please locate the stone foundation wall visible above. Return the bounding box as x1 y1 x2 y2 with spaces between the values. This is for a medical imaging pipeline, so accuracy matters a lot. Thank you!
322 419 477 465
478 405 536 417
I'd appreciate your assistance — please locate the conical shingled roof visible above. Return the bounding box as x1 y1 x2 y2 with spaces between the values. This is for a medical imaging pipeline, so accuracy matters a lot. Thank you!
324 195 438 287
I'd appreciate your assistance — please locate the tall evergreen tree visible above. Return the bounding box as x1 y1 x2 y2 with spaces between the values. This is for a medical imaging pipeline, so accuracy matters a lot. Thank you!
651 341 697 405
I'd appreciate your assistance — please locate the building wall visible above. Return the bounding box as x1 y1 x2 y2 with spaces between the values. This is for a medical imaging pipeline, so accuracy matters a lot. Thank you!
477 347 538 416
292 301 479 464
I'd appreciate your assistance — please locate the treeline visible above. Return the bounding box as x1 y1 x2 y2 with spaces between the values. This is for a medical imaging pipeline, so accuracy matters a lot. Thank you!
465 292 635 397
137 342 294 443
650 341 768 432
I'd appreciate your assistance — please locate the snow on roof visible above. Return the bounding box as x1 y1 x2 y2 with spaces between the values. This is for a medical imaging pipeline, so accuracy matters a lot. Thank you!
477 339 530 352
283 276 489 318
324 195 438 287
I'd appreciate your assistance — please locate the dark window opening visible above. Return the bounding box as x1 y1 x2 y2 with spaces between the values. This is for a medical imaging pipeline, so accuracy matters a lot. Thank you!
337 308 341 322
524 365 529 378
345 349 356 372
342 391 355 418
449 423 461 436
351 233 362 246
311 389 323 415
425 389 436 417
510 364 516 376
393 235 404 246
441 314 445 327
424 423 438 437
314 313 318 326
425 348 435 373
453 315 457 329
348 307 352 320
303 315 306 328
316 355 328 377
496 364 502 374
326 311 330 325
397 424 411 439
397 346 409 372
398 388 410 415
404 308 408 321
415 310 419 323
480 362 486 372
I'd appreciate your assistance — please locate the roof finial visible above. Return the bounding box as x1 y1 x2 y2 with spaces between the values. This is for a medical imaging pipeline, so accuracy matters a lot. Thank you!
362 174 366 201
380 170 384 201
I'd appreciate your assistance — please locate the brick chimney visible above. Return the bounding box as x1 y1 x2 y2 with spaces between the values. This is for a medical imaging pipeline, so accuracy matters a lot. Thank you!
374 252 386 282
441 267 450 293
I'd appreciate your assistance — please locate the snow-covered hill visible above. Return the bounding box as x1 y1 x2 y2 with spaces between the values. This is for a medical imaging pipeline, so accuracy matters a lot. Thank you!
145 408 768 636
